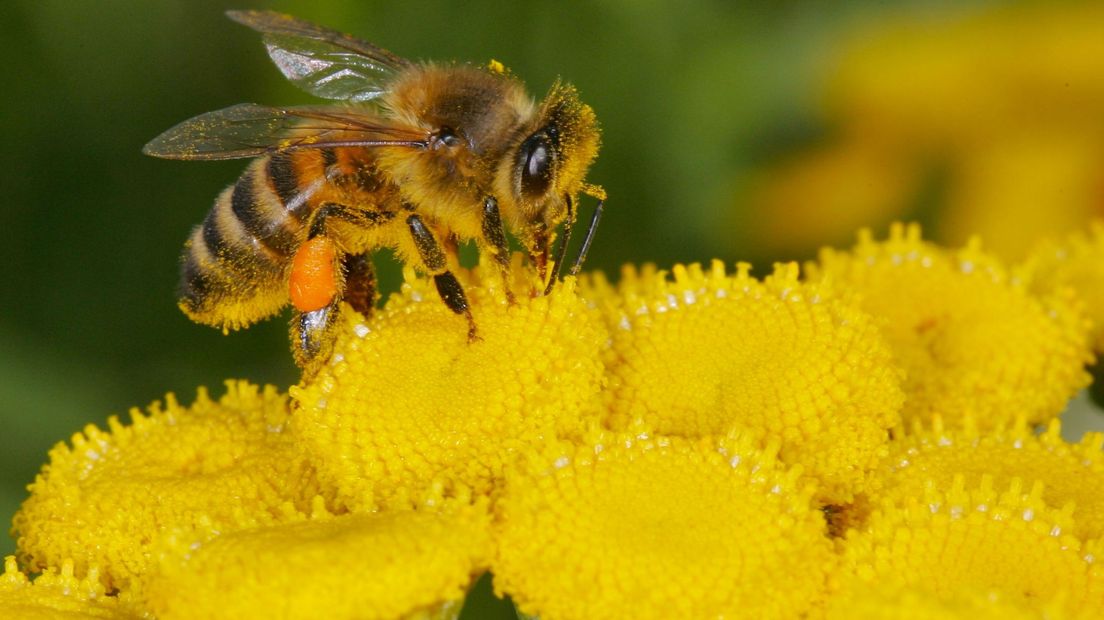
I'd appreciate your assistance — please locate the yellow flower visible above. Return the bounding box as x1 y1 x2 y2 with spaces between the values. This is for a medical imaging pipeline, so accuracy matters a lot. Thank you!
492 431 832 619
12 381 324 589
0 555 135 619
143 504 491 620
1023 220 1104 354
290 265 608 512
807 223 1091 427
830 477 1101 616
7 233 1102 618
583 260 903 503
865 416 1104 542
739 3 1104 260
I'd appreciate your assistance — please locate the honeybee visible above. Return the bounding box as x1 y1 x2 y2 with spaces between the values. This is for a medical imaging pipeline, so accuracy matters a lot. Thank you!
145 10 604 372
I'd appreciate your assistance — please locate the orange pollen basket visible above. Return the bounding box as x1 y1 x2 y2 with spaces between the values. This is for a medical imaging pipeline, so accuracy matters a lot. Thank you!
289 237 338 312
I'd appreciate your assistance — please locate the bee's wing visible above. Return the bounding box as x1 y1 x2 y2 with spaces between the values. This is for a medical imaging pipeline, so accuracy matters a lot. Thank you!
143 103 427 161
227 10 413 103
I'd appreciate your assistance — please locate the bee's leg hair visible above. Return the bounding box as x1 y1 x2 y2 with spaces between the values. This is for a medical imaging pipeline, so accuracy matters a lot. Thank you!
480 196 516 303
291 299 341 375
407 214 477 341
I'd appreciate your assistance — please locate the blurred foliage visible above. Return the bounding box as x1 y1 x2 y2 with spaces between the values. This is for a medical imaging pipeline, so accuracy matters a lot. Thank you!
3 2 1103 607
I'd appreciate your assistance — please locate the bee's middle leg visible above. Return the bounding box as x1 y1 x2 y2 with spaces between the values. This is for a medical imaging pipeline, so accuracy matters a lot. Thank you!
342 252 377 317
407 214 477 340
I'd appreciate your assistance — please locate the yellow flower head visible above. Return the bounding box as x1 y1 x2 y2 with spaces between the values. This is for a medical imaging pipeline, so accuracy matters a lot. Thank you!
1023 220 1104 353
808 223 1092 427
0 556 134 619
583 260 903 503
492 431 833 620
290 264 608 511
13 381 323 589
143 503 491 620
866 416 1104 542
832 476 1100 616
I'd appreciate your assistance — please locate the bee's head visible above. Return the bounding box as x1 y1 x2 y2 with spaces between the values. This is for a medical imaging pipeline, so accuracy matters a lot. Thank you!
498 81 601 225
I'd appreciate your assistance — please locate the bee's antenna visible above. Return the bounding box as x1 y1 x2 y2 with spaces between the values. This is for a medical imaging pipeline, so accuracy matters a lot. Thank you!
568 196 604 277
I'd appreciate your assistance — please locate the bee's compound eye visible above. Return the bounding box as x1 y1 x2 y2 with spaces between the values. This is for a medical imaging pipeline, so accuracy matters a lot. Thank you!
519 134 554 198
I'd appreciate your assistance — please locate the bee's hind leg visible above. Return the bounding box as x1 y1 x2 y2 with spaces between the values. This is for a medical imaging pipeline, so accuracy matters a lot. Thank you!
406 213 477 341
291 300 341 374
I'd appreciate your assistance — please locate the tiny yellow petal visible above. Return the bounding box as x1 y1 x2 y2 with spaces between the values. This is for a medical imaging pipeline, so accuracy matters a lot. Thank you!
13 381 324 589
493 432 833 620
865 417 1104 542
833 478 1100 616
291 266 607 511
584 260 903 503
143 505 491 620
808 223 1092 427
0 556 135 619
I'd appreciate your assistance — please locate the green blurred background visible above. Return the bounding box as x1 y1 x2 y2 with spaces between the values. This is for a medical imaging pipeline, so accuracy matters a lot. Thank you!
4 2 1104 608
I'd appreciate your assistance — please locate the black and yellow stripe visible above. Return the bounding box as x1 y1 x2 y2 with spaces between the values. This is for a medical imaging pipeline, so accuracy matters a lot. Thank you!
179 156 305 329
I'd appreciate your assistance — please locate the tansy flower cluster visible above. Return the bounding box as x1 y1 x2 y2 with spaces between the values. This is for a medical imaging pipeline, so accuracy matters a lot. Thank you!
740 2 1104 261
6 222 1104 619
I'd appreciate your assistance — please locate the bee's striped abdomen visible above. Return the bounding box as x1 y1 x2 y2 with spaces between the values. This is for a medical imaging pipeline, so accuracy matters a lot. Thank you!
179 156 308 330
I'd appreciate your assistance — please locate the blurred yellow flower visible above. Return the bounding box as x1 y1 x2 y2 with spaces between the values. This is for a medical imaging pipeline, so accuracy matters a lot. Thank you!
808 223 1091 427
739 3 1104 261
12 381 323 590
493 431 832 619
7 226 1103 618
1023 220 1104 353
583 260 903 503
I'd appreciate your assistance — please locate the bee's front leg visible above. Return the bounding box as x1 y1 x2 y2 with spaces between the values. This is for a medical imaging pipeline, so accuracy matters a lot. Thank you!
480 196 515 303
407 214 478 341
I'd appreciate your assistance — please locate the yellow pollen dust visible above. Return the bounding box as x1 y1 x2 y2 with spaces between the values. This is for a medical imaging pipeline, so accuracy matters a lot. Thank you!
12 381 325 590
582 260 903 503
143 505 491 620
290 263 607 511
492 432 833 620
831 476 1101 616
808 222 1092 427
